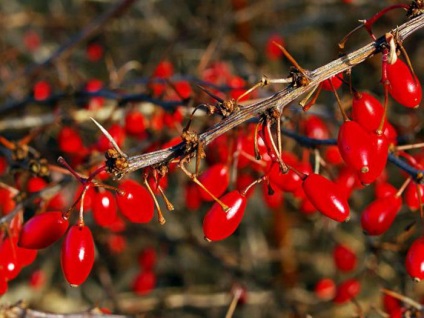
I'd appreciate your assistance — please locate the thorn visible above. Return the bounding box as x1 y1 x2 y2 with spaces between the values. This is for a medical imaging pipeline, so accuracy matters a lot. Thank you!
90 117 127 159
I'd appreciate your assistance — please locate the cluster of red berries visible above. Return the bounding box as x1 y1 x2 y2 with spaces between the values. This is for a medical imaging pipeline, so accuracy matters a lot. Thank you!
132 248 157 295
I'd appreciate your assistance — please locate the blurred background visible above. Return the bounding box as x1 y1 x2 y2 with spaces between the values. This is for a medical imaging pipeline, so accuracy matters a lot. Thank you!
1 0 424 317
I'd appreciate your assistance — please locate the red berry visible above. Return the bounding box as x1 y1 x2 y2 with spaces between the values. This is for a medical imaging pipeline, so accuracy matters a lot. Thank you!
335 166 362 199
321 73 343 91
324 145 343 165
33 81 51 101
302 173 350 222
58 126 84 153
26 176 47 193
198 163 230 202
374 181 397 199
228 76 247 101
0 188 16 215
97 124 126 152
405 237 424 281
262 183 284 209
106 234 127 254
116 180 154 223
23 30 41 51
360 194 402 236
18 211 69 249
333 278 361 304
174 81 192 99
383 293 402 314
338 120 372 174
203 191 247 241
132 270 156 295
361 133 389 186
386 58 422 108
125 110 146 136
154 60 174 78
61 224 95 287
265 34 285 60
303 115 330 139
138 248 157 271
0 237 22 280
314 278 336 300
351 91 384 132
0 156 7 175
333 244 357 272
404 182 424 211
86 42 104 62
269 160 311 193
185 183 202 211
92 191 118 227
29 269 46 289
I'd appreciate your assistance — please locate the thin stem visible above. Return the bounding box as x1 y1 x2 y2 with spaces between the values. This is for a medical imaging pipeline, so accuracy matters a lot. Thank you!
179 162 229 212
225 289 242 318
381 288 422 310
158 186 174 211
395 177 411 197
396 143 424 151
331 81 349 121
144 176 166 225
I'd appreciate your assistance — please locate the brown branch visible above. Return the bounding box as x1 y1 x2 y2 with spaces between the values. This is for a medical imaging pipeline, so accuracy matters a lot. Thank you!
123 13 424 176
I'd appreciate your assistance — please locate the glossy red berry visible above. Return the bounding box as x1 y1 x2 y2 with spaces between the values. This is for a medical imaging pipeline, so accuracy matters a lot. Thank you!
18 211 69 249
386 58 422 108
0 188 16 215
338 120 372 174
174 81 192 99
33 81 51 101
374 181 397 199
321 73 343 91
203 191 247 241
185 183 202 211
116 180 154 223
404 182 424 211
61 224 95 287
335 166 362 199
0 237 22 280
303 115 330 140
138 248 157 271
132 270 156 295
360 194 402 236
269 160 311 193
86 42 104 62
198 163 230 202
92 191 118 227
314 278 336 300
58 126 84 153
358 132 389 185
265 34 285 60
302 173 350 222
26 176 47 193
229 76 247 101
262 183 284 209
405 237 424 281
333 278 361 304
351 91 384 132
333 244 357 272
125 110 146 136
